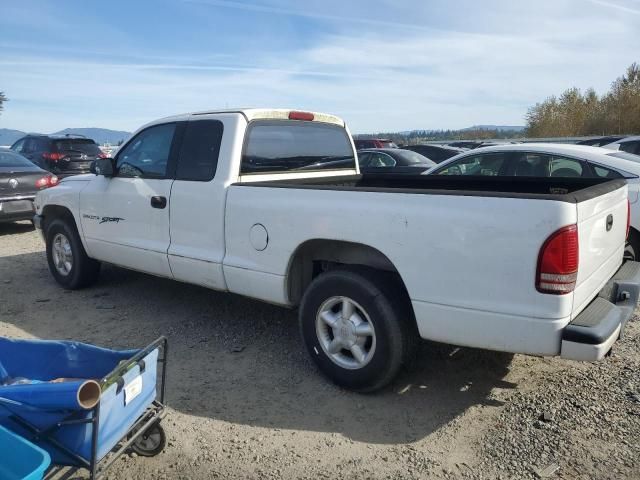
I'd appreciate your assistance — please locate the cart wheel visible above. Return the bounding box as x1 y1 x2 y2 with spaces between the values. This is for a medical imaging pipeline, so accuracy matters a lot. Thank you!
131 423 166 457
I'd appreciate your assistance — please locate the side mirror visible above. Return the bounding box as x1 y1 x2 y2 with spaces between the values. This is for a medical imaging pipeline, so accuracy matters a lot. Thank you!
91 158 115 177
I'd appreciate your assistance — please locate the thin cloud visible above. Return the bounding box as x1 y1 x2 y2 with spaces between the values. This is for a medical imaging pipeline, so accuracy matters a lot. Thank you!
181 0 441 32
587 0 640 14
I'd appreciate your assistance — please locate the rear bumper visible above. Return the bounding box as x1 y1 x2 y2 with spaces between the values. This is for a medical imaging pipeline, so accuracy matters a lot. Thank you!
561 261 640 361
0 197 35 223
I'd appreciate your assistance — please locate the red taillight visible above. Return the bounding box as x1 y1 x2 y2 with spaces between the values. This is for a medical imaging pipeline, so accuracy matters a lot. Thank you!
35 175 59 189
98 152 108 159
536 224 579 295
42 152 65 162
288 111 314 121
627 199 631 239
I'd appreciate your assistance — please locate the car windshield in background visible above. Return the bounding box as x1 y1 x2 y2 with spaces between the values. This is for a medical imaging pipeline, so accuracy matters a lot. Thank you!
381 141 398 148
54 139 102 155
0 150 35 168
241 121 355 173
608 151 640 163
394 150 434 165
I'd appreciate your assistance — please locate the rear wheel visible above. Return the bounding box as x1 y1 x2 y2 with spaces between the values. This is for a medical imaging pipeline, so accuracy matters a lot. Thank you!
299 268 415 392
45 218 100 289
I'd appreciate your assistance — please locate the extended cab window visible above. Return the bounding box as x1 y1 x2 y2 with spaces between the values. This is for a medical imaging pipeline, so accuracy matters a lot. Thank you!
116 123 176 178
176 120 223 181
241 121 355 173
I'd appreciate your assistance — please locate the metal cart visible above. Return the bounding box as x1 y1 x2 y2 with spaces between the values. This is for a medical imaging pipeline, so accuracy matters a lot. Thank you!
0 336 168 480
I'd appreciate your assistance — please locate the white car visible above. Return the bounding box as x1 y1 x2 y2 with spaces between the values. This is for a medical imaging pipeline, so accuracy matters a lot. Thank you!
602 136 640 156
425 143 640 259
34 110 639 391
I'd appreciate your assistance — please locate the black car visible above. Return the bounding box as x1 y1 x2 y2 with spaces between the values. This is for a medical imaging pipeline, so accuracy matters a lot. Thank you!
576 135 626 147
10 134 106 176
0 149 58 223
402 144 466 163
357 148 436 174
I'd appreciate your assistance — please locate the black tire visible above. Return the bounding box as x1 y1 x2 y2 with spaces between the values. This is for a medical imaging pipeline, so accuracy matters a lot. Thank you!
625 229 640 262
45 218 101 289
131 423 166 457
299 267 416 393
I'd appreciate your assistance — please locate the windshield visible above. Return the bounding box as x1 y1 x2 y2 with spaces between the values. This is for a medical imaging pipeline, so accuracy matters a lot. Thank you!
0 150 36 168
54 139 102 155
241 121 356 173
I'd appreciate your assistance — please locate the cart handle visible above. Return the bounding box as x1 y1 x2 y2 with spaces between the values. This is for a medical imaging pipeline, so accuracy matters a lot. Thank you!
99 337 167 391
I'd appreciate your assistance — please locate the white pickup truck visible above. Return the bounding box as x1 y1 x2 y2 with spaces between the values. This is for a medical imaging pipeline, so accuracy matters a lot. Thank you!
34 109 640 392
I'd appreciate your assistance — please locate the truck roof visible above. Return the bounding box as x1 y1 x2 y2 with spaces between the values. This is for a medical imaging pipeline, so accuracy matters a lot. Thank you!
151 109 345 127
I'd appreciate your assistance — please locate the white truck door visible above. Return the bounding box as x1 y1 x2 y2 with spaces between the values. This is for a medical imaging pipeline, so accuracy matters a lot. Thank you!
167 118 228 290
79 122 178 278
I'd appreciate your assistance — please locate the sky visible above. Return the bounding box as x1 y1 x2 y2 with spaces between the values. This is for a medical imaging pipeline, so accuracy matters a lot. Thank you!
0 0 639 134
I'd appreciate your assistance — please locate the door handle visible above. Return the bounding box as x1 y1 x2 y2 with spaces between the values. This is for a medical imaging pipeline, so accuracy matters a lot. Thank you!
150 196 167 209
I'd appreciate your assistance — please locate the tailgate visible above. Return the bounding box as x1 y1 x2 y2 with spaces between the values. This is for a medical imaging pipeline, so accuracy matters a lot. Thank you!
573 184 628 318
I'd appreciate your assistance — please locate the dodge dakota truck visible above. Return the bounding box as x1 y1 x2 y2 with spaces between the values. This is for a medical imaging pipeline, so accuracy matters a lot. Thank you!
34 109 640 392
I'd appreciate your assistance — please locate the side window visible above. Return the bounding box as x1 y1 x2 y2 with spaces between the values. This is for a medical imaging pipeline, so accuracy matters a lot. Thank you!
437 153 506 176
176 120 223 181
620 142 639 154
366 152 396 167
116 123 176 178
11 138 26 153
590 164 623 179
22 138 36 153
513 153 550 176
549 155 583 177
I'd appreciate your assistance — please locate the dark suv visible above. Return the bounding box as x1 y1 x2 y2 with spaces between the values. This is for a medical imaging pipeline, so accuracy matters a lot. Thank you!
10 134 106 176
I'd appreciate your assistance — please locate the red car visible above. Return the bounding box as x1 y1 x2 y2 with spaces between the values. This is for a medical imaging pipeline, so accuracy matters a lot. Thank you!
354 138 398 149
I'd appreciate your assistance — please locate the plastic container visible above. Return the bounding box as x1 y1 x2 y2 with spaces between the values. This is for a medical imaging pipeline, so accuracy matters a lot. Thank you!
0 425 50 480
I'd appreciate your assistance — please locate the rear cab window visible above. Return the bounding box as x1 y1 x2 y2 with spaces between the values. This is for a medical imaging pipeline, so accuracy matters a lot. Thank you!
241 121 356 174
54 139 102 155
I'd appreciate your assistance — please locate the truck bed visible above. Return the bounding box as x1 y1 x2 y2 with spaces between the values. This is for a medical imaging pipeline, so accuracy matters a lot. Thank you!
239 174 626 202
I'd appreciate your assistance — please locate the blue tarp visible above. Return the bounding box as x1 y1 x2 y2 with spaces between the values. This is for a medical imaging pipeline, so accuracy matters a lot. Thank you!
0 337 158 465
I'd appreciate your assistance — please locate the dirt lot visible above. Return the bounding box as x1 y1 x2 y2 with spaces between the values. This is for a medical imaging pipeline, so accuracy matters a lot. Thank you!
1 222 639 480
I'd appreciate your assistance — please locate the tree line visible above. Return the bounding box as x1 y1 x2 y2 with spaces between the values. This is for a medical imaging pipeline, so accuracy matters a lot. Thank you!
526 63 640 137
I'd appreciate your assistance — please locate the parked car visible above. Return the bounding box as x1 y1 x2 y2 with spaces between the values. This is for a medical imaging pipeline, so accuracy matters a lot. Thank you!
0 149 58 223
576 135 626 147
358 148 435 174
402 144 466 163
354 138 398 149
34 109 638 392
10 134 107 176
447 141 482 149
425 143 640 259
601 136 640 155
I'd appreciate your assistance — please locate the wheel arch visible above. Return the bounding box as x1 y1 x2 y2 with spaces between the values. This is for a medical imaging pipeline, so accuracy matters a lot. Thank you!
285 238 413 309
40 204 90 253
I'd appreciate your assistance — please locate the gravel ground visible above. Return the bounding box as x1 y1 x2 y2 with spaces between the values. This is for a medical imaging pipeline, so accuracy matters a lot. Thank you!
1 222 639 480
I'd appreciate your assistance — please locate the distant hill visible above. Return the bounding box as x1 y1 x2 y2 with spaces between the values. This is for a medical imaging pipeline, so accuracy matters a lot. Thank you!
0 128 32 146
53 128 131 144
463 125 525 132
0 127 131 146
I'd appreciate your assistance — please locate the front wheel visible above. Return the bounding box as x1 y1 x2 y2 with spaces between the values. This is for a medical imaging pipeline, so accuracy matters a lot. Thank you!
299 268 415 392
45 218 101 289
131 423 166 457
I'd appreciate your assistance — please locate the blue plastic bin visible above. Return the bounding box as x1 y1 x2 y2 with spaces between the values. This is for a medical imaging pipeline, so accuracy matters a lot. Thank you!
0 424 50 480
